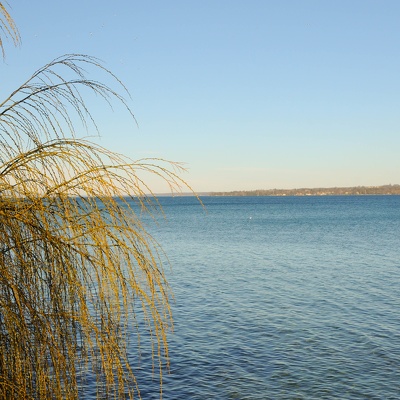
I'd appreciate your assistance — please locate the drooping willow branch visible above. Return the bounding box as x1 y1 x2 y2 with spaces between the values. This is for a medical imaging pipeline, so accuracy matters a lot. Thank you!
0 54 135 157
0 1 20 58
0 53 192 399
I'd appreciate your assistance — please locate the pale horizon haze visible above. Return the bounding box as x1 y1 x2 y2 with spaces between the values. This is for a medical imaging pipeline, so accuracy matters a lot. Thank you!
4 1 400 193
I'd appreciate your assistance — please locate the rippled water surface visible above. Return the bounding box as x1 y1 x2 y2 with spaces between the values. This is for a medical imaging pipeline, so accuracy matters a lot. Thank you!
132 195 400 399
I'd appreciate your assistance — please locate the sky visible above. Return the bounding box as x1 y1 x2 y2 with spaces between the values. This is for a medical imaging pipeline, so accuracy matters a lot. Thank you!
3 0 400 193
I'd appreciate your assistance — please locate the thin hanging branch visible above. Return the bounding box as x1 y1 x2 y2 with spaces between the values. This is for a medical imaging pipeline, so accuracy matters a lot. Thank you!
0 4 196 399
0 1 20 58
0 54 136 156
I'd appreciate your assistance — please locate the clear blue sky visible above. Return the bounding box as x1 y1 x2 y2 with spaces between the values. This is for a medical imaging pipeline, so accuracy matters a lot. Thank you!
3 1 400 192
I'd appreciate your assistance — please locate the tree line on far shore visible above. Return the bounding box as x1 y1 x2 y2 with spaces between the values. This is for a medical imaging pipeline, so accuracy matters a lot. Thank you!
211 184 400 197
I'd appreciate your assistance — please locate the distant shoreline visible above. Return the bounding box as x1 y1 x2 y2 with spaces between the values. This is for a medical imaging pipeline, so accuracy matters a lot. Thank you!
209 184 400 197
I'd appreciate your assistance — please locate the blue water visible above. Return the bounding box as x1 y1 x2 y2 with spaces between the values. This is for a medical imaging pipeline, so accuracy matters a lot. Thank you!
131 195 400 399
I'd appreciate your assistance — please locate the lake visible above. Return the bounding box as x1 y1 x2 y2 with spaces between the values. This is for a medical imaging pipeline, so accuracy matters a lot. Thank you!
130 195 400 399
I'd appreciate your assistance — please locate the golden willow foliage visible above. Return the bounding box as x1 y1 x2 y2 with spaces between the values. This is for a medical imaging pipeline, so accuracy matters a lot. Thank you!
0 4 189 399
0 1 19 58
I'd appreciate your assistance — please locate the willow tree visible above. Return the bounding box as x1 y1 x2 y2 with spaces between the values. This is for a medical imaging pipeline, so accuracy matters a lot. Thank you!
0 3 186 399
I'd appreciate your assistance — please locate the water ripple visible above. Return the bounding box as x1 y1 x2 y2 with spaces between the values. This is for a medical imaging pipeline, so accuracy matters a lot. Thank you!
128 196 400 399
